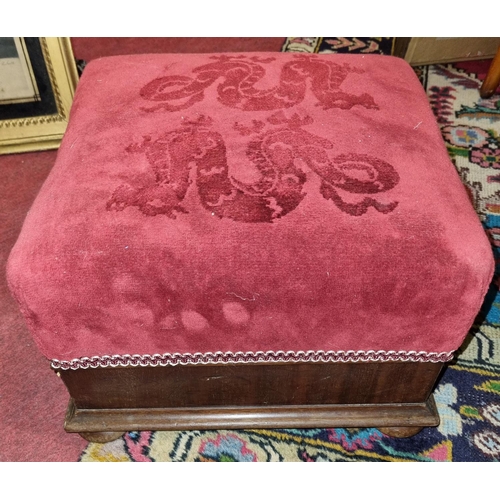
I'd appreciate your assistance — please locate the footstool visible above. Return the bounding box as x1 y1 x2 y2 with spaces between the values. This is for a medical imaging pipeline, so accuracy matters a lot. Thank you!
7 52 494 443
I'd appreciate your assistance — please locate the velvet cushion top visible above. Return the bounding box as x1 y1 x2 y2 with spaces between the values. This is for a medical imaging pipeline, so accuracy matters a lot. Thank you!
7 53 494 366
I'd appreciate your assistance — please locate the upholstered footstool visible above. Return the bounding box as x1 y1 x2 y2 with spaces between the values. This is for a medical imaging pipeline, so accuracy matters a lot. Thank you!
7 52 494 443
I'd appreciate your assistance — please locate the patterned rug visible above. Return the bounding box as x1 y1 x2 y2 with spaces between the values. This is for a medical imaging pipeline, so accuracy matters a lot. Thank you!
79 39 500 462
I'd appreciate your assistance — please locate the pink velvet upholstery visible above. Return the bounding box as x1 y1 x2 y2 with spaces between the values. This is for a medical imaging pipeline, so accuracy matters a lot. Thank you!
7 53 494 366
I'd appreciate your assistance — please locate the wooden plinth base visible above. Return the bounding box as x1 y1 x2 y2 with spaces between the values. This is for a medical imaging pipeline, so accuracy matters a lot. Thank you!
67 397 438 443
57 360 444 443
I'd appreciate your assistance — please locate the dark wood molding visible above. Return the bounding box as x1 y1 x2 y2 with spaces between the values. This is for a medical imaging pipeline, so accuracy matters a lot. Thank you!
65 396 439 437
57 360 444 442
58 361 443 408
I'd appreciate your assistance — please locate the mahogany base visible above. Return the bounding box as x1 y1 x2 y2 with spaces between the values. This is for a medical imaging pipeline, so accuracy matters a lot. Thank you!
57 360 444 443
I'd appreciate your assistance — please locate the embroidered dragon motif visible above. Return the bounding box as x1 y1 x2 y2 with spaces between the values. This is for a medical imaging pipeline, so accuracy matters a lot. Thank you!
139 54 378 112
107 112 399 222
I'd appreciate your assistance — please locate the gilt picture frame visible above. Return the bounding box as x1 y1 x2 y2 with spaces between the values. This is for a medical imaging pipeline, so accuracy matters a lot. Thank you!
0 37 79 155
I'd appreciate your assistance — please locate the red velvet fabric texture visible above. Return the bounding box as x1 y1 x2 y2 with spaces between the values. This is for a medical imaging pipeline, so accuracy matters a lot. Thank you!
7 53 494 361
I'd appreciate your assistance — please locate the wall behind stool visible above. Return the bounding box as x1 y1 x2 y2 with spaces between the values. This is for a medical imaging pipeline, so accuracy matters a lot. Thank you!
70 37 286 62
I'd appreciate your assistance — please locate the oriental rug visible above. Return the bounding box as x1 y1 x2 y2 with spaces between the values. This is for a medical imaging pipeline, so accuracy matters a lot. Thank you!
79 41 500 462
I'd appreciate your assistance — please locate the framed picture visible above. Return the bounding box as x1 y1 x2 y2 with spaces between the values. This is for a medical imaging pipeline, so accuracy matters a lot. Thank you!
0 37 79 155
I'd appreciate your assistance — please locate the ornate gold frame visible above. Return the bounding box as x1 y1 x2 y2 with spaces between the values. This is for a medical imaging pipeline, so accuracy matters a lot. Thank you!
0 37 79 155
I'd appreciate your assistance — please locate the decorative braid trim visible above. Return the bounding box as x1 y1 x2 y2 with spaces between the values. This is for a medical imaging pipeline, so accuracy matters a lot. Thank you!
51 349 454 370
